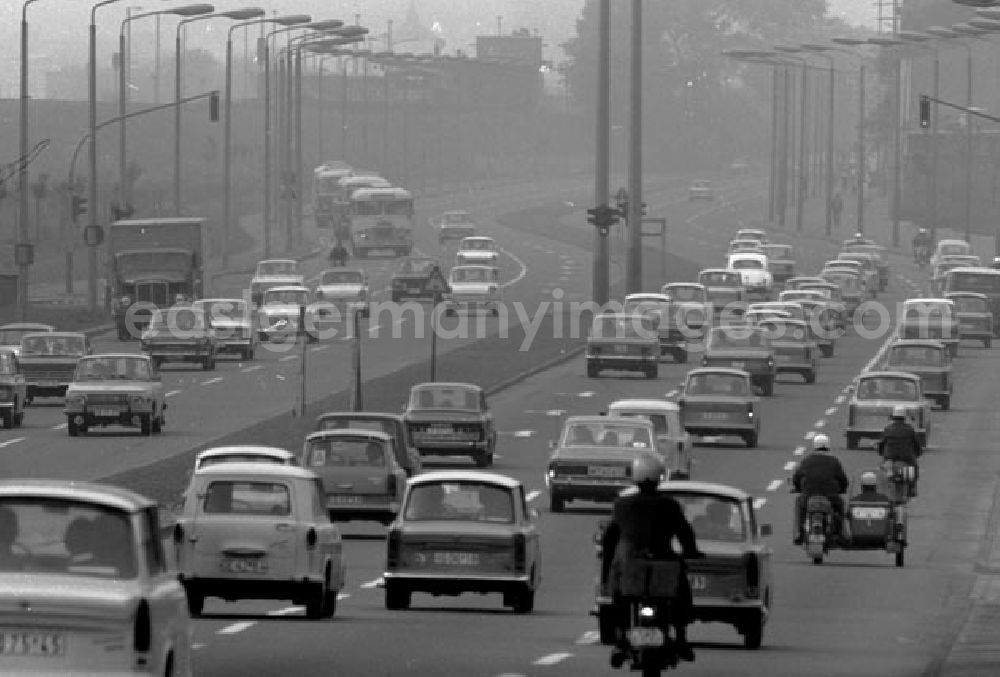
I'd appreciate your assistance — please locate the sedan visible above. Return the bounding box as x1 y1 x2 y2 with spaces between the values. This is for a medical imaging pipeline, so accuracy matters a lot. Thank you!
759 319 819 384
880 339 952 410
845 371 933 450
678 368 760 447
403 382 496 467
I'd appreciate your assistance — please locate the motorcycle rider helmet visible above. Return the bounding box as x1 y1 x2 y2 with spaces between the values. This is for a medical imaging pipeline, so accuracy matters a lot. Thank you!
891 405 907 420
860 471 878 491
918 228 928 235
812 433 831 451
631 453 665 487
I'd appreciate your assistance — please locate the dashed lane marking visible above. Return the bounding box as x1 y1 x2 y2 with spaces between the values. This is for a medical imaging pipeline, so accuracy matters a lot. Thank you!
767 479 783 492
513 430 535 438
52 422 67 430
576 631 600 645
268 606 302 616
526 409 566 417
311 345 328 352
579 391 595 398
241 365 263 373
191 643 206 651
783 461 797 471
279 355 297 362
533 653 573 666
526 490 541 502
217 621 255 635
665 390 678 397
814 419 826 428
201 377 223 386
165 390 182 398
337 593 350 600
0 437 25 448
793 446 805 456
361 578 383 589
835 395 846 404
825 407 837 416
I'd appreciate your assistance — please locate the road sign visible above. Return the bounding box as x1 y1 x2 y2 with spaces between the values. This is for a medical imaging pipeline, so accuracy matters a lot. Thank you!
425 266 450 295
83 224 104 246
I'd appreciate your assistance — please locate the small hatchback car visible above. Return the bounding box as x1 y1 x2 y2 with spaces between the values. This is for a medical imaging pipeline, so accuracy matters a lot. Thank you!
174 463 346 619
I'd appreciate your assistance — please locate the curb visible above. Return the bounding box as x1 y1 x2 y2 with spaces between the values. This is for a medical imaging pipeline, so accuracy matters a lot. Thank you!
484 342 587 399
973 479 1000 574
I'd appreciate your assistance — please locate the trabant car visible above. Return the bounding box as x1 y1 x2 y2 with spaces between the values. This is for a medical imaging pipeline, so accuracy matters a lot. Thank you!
930 239 972 268
743 309 792 326
797 282 848 328
316 412 423 476
545 415 661 512
174 463 345 619
836 252 881 296
772 294 838 355
403 382 496 468
624 293 689 363
728 253 772 300
192 298 256 360
940 267 1000 336
593 481 772 648
677 368 760 447
785 276 827 291
845 371 932 450
939 254 981 269
250 259 304 306
0 323 55 358
141 306 218 370
383 470 541 613
735 228 768 244
660 283 712 332
946 291 993 347
0 479 193 675
301 429 408 525
0 350 26 429
195 445 299 470
313 268 370 320
881 339 953 410
586 313 660 379
455 236 499 266
820 269 865 316
390 257 446 303
64 353 165 436
758 319 818 384
445 265 502 316
702 325 777 396
748 301 806 323
698 269 747 320
897 298 960 357
689 180 714 200
257 285 319 343
727 239 766 256
435 210 476 244
763 244 795 284
843 243 890 290
18 331 89 401
930 261 971 297
606 399 692 479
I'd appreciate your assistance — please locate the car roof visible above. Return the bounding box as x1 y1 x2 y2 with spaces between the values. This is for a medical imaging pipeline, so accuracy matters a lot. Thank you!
258 258 296 265
903 298 954 305
461 236 494 242
0 323 55 331
193 463 319 479
859 370 921 381
351 187 411 199
595 312 650 320
443 210 470 216
0 479 154 512
758 317 808 326
946 267 1000 276
663 282 705 288
320 268 365 276
620 480 750 501
317 411 403 423
608 399 680 412
685 367 751 378
451 265 498 271
888 339 947 349
564 415 655 426
197 446 297 460
625 293 670 301
945 291 988 299
21 331 86 339
699 268 737 274
411 382 482 392
408 470 521 489
938 239 968 246
264 285 309 293
729 251 765 258
193 298 246 305
80 352 151 360
304 429 393 442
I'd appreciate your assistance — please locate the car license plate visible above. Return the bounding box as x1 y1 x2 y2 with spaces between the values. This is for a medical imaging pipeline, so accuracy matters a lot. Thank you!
432 551 480 566
588 465 627 478
731 361 745 369
614 344 628 354
329 495 362 505
627 627 664 648
701 412 729 420
222 557 268 574
91 407 122 417
688 574 707 590
0 632 65 656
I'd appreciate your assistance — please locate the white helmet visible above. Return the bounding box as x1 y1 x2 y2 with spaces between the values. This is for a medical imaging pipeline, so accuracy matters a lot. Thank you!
812 433 831 451
891 405 907 419
860 471 878 490
632 453 664 486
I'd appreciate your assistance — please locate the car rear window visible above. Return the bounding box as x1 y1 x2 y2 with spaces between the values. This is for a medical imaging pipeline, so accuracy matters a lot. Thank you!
198 454 288 469
889 347 943 366
686 374 749 395
951 296 988 312
671 494 746 542
947 272 1000 293
305 438 387 467
203 482 291 516
404 482 514 523
563 423 652 448
856 379 918 400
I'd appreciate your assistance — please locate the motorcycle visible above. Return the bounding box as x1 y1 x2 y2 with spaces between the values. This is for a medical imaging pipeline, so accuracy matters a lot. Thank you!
914 245 930 269
882 460 917 505
609 558 682 676
802 495 837 565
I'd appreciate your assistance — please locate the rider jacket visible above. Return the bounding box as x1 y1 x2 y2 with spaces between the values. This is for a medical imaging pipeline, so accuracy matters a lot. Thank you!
912 234 931 251
601 490 699 582
878 420 922 465
793 454 849 498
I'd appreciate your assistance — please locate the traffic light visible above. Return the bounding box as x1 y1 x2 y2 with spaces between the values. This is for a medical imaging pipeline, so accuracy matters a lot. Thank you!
586 204 620 235
919 95 930 129
111 202 134 221
209 91 220 122
71 194 88 222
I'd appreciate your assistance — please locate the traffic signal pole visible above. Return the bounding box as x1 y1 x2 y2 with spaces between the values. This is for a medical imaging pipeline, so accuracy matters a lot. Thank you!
626 0 643 294
592 0 610 306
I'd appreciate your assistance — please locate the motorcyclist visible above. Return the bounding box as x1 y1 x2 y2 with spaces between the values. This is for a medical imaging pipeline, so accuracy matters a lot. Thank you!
849 471 891 505
877 405 921 498
992 256 1000 270
328 240 349 267
912 229 932 262
601 454 703 663
849 232 868 244
792 434 849 545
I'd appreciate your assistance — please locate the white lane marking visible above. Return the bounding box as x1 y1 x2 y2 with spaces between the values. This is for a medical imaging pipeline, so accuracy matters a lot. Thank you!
337 593 350 600
275 374 286 381
793 446 805 456
767 479 783 492
368 324 383 336
825 407 837 416
814 419 826 428
242 365 263 373
311 345 328 352
217 621 256 634
513 430 535 438
835 395 846 404
579 391 595 398
268 606 302 616
361 578 383 589
165 390 182 398
526 490 540 502
533 653 573 666
201 377 223 386
665 390 678 397
783 461 797 471
0 437 25 448
804 431 816 440
842 386 851 393
279 355 297 362
52 422 68 430
500 248 529 288
753 498 767 510
576 631 601 645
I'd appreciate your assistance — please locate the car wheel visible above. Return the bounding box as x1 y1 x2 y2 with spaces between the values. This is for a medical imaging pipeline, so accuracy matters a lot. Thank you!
391 293 401 303
744 431 758 448
140 414 152 436
895 549 905 568
385 583 411 610
760 377 774 396
510 585 535 614
0 410 12 429
917 432 927 448
846 433 860 450
550 494 565 513
812 555 823 565
186 592 204 617
152 415 162 434
949 343 958 358
645 365 658 380
674 349 688 364
804 370 816 385
984 337 992 349
204 356 215 371
116 324 131 342
587 363 600 378
474 451 493 468
151 358 162 370
598 605 617 645
305 582 326 619
243 345 255 361
939 395 950 411
743 611 765 649
13 409 23 427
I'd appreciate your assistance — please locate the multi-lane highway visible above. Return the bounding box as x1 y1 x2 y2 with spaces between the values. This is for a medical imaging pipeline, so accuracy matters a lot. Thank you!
2 174 994 676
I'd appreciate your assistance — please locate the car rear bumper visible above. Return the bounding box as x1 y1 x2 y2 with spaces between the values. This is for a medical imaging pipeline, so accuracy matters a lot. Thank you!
587 355 657 370
383 571 531 594
548 480 629 502
181 576 322 601
413 441 490 454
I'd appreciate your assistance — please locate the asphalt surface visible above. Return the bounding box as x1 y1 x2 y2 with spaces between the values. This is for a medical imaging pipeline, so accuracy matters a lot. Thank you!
3 174 995 676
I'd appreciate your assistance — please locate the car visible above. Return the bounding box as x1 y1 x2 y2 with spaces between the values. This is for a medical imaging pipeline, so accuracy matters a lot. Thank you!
758 318 818 384
173 463 346 618
140 305 219 370
455 236 499 266
0 479 193 675
940 267 1000 336
545 415 662 511
701 325 777 396
747 301 806 323
823 260 872 297
257 285 318 343
763 244 795 284
842 236 876 247
313 268 370 320
820 269 865 316
835 252 880 297
315 412 423 476
881 339 953 410
390 257 446 303
743 308 792 325
592 480 772 648
195 445 300 470
301 429 408 525
0 323 55 358
192 298 256 360
606 398 693 479
64 353 166 436
842 242 890 291
403 382 497 467
735 228 768 244
436 210 477 244
727 253 772 300
660 283 712 333
845 371 932 450
727 239 766 256
897 298 960 357
677 368 760 447
774 294 838 356
445 265 502 316
929 261 971 297
785 276 827 290
0 350 26 429
796 281 848 328
698 269 747 320
586 312 660 379
689 180 715 200
17 331 89 402
250 258 304 306
946 291 993 347
624 293 689 363
383 470 541 612
930 239 972 268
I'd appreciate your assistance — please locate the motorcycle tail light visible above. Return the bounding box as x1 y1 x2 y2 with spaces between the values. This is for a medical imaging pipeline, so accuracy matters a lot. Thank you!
639 606 656 618
133 599 151 652
387 528 401 567
513 533 526 573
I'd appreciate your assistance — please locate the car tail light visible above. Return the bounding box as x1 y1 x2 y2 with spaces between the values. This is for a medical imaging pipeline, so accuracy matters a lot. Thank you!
513 533 526 573
387 528 401 568
744 553 760 598
387 474 398 498
133 599 151 652
306 527 317 549
746 403 754 418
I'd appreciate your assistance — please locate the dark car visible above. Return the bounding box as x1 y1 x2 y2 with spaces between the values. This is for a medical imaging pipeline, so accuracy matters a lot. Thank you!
403 383 496 467
390 257 446 303
701 325 777 396
315 411 423 476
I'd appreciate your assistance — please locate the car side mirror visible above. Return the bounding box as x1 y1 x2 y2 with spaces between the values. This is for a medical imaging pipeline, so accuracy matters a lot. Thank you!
759 524 772 537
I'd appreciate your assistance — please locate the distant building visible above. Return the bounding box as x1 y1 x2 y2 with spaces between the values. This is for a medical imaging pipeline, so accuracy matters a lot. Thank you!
394 0 445 55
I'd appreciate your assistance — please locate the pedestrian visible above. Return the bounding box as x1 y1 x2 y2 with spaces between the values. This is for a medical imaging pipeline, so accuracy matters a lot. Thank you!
830 192 843 228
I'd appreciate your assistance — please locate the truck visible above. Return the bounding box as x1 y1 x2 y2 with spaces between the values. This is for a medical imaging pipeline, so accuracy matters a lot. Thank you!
311 161 353 232
107 218 206 341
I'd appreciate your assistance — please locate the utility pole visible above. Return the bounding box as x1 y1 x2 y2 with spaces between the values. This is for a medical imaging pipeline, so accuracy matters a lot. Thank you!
592 0 610 306
626 0 643 293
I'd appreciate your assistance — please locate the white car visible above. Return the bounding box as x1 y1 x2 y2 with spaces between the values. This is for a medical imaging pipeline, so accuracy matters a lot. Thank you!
446 265 502 315
931 239 973 268
727 239 766 256
735 228 768 244
728 252 772 299
606 398 692 479
257 285 318 342
456 236 499 265
192 298 256 361
250 259 304 306
313 268 370 323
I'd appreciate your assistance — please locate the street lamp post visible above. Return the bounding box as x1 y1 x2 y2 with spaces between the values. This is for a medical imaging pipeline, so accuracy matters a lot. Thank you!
899 29 941 241
775 47 809 233
17 0 43 320
832 38 872 236
802 45 837 236
949 23 989 243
